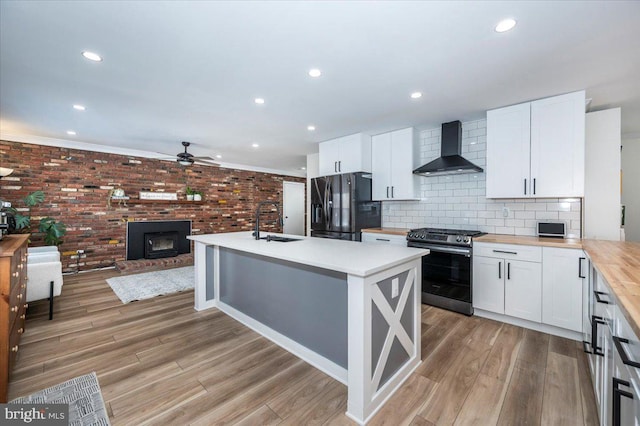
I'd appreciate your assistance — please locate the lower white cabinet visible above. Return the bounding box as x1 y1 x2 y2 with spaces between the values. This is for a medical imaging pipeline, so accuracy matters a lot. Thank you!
504 260 542 323
542 247 585 332
473 243 542 323
361 232 406 246
584 261 640 426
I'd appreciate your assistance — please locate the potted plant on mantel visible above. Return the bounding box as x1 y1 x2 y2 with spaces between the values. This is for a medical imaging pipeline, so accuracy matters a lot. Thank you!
185 186 195 201
186 187 203 201
9 190 67 246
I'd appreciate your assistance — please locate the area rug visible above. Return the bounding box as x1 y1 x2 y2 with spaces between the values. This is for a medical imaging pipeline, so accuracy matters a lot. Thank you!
11 372 110 425
106 266 194 304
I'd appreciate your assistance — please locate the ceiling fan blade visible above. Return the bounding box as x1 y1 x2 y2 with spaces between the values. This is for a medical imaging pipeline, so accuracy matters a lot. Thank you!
192 156 218 161
193 159 220 166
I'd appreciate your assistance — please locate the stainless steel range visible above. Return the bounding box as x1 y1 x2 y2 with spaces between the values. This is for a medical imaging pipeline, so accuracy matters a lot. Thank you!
406 227 485 315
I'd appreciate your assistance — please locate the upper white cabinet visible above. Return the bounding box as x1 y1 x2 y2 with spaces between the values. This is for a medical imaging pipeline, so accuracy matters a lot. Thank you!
486 90 585 198
371 128 419 200
318 133 371 176
542 247 585 332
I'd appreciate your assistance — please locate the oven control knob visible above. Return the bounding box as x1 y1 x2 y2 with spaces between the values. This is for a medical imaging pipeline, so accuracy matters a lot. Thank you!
456 236 462 242
464 236 470 243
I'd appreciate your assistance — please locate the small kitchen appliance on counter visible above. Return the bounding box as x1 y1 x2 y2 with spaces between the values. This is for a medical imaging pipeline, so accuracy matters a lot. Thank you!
406 227 485 315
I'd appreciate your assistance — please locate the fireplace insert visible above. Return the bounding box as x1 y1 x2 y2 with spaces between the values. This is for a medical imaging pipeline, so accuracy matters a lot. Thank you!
144 231 179 259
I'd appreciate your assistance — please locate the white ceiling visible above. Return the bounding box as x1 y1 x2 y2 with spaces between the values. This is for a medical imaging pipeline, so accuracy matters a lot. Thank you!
1 1 639 176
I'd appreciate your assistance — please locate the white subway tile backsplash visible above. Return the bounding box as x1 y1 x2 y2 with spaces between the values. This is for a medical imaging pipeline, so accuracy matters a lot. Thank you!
382 119 582 237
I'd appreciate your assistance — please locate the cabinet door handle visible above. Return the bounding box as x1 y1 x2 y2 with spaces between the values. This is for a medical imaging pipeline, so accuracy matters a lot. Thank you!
579 257 586 278
613 377 634 426
376 238 390 242
338 161 341 172
386 186 389 198
594 290 611 305
334 162 338 173
498 261 502 279
492 250 517 255
507 262 511 280
533 178 536 195
613 336 640 369
592 315 606 357
524 178 527 195
391 186 394 198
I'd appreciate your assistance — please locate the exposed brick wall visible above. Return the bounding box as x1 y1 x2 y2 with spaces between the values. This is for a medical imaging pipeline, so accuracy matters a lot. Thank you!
0 140 305 272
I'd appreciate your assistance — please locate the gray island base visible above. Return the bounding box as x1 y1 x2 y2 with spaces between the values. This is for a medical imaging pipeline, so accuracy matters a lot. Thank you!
188 232 428 424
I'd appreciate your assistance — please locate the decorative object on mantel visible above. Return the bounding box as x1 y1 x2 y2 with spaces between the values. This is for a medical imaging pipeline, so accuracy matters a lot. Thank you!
139 191 178 201
185 187 203 201
106 266 194 303
10 372 111 426
107 188 129 207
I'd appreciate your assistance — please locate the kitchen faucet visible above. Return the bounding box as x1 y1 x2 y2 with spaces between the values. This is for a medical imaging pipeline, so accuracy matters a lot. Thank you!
254 201 283 240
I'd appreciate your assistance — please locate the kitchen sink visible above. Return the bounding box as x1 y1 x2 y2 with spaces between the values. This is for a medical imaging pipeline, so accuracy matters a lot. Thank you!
260 235 301 242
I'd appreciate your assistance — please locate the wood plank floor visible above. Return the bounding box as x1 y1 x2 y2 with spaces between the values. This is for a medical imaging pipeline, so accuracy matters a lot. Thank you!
10 269 599 425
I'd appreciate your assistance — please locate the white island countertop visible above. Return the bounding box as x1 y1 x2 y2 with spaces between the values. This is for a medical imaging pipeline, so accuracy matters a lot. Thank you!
188 231 428 277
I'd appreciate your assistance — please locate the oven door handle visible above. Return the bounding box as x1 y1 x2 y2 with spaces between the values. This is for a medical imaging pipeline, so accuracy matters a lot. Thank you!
409 243 471 256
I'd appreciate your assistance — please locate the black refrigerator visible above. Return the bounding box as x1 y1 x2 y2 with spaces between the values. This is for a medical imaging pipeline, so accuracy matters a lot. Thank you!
310 172 381 241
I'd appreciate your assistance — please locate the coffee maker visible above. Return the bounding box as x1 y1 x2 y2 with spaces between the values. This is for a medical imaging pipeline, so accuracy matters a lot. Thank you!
0 201 15 241
0 167 15 240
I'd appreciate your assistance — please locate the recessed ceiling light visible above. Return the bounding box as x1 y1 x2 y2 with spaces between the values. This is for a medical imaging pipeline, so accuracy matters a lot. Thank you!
252 143 259 148
73 104 86 111
495 18 516 33
308 69 322 78
410 92 422 99
307 125 316 131
254 98 265 104
82 51 103 62
216 154 222 159
300 167 307 170
66 130 77 136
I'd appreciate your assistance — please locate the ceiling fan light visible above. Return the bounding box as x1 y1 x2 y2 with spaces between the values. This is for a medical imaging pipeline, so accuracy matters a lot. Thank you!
178 158 194 166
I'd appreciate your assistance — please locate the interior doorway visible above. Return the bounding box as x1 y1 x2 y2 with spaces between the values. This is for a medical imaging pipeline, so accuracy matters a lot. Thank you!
283 181 305 235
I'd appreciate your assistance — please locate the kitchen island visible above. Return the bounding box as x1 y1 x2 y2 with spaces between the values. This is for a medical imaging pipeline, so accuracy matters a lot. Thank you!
188 231 428 424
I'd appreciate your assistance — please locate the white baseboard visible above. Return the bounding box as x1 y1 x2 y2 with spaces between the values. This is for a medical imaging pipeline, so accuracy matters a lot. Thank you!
474 309 583 341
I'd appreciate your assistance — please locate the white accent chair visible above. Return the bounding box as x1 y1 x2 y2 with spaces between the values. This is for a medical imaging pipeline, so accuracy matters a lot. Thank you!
27 246 63 320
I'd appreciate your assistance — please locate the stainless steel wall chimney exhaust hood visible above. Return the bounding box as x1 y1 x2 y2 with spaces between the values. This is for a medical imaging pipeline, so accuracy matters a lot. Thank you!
413 120 484 177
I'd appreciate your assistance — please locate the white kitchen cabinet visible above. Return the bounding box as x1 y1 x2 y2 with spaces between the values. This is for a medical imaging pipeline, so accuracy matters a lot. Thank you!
473 242 542 322
504 260 542 323
473 255 505 314
361 232 407 246
542 247 585 332
486 90 585 198
486 102 531 198
318 133 371 176
371 127 419 200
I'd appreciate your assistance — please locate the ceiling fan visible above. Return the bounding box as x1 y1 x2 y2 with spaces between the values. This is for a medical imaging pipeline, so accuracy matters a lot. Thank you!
159 141 219 166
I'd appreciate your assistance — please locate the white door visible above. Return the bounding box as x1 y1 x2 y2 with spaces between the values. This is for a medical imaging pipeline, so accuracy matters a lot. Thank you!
473 256 505 314
486 102 531 198
504 260 542 322
283 181 305 235
389 128 416 200
371 132 392 200
542 247 584 332
318 139 341 176
530 90 585 197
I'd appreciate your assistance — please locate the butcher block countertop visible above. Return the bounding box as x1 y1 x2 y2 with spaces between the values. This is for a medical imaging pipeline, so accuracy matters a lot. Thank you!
582 240 640 337
361 227 411 236
474 233 583 249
